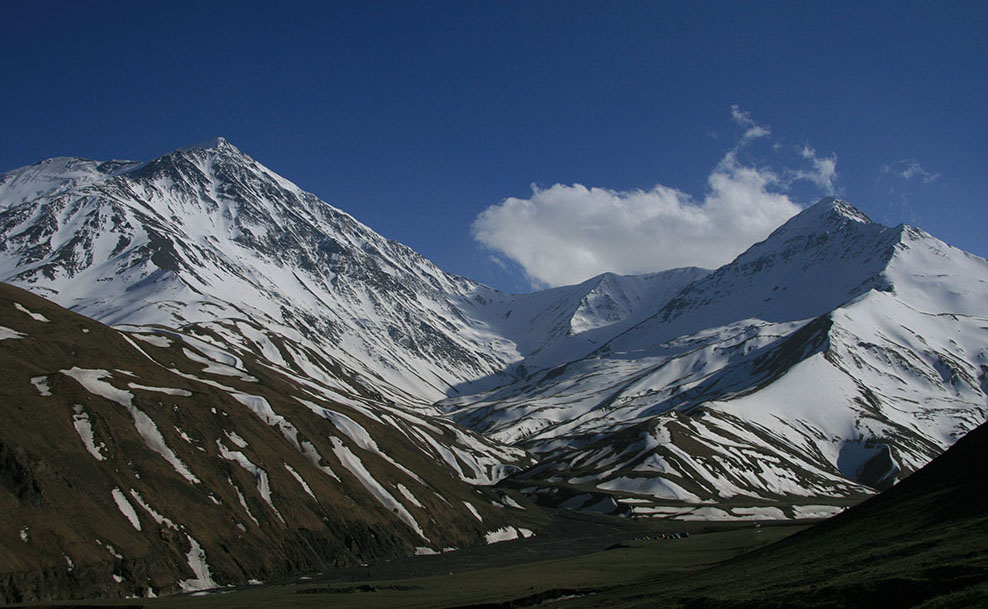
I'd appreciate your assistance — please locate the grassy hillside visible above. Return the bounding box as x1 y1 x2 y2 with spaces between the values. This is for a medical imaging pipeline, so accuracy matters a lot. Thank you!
84 422 985 609
0 283 536 603
563 420 988 608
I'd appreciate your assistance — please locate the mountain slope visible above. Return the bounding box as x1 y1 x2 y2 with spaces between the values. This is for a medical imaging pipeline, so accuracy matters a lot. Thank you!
444 199 988 513
0 140 519 403
0 141 717 405
0 282 535 603
568 420 988 608
2 142 985 524
449 267 711 395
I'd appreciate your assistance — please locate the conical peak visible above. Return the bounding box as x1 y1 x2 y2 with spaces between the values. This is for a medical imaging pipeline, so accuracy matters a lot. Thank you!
175 136 241 156
764 197 875 243
804 197 873 224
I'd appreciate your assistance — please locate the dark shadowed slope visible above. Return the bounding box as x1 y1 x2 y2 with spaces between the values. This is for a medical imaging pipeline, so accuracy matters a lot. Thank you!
562 420 988 608
0 282 536 604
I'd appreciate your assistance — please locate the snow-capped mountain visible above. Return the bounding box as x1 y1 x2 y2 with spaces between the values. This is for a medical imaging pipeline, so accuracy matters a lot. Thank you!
0 139 520 404
2 140 986 545
449 267 711 395
443 199 988 517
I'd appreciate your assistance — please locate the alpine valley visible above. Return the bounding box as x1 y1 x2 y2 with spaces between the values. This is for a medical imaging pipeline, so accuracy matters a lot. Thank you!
0 139 985 602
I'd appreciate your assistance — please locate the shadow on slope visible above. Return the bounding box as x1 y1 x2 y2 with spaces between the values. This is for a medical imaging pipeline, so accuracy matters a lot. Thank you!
572 420 988 608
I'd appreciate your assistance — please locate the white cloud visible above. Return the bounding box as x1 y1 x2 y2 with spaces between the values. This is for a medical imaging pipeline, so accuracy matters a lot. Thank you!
882 159 939 183
473 108 835 289
730 104 771 142
789 145 838 192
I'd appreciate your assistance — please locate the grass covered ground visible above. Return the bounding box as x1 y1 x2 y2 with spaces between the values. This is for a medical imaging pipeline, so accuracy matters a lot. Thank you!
141 523 801 609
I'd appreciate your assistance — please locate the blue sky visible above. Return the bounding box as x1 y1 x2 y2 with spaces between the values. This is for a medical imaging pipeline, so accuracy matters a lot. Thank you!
2 1 984 292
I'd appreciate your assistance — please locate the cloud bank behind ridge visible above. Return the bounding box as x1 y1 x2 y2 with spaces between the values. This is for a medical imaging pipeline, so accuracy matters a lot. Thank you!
473 108 837 288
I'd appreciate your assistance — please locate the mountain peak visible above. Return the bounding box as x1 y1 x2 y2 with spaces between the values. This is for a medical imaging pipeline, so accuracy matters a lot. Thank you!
760 197 875 246
177 136 239 155
809 196 872 223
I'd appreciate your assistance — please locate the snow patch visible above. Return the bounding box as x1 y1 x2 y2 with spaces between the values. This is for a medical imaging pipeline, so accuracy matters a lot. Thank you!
484 526 535 544
730 506 788 520
225 431 249 448
71 404 106 460
61 368 199 483
792 504 845 519
296 397 425 483
184 347 257 381
397 483 424 508
230 478 259 526
0 325 25 340
111 488 141 531
127 382 192 397
329 436 427 540
14 302 49 322
130 333 173 348
216 440 283 522
463 501 483 521
597 476 702 503
285 463 316 499
178 535 217 592
31 376 52 396
672 507 733 521
501 494 526 510
129 490 177 528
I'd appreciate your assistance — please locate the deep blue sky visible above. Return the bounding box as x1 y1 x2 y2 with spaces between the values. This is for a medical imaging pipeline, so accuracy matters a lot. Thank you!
2 1 985 292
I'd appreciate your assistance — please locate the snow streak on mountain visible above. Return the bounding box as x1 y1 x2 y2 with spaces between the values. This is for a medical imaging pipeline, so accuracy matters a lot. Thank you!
443 199 988 517
0 138 519 404
1 139 987 600
0 283 535 602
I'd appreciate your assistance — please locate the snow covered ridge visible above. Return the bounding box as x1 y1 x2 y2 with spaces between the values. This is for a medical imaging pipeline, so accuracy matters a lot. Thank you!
1 140 986 525
0 139 523 403
446 197 988 510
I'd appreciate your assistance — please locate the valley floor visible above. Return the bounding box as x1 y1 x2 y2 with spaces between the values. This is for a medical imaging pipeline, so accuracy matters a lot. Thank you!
8 493 986 609
5 513 808 609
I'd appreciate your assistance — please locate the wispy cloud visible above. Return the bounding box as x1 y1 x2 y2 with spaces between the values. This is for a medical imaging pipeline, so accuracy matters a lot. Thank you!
473 107 838 289
730 104 771 142
881 159 940 183
789 145 838 192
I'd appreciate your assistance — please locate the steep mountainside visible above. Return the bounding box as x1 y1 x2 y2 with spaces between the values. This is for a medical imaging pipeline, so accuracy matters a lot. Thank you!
2 141 986 531
0 283 535 603
452 267 711 394
443 199 988 514
0 142 715 404
0 140 521 404
571 421 988 608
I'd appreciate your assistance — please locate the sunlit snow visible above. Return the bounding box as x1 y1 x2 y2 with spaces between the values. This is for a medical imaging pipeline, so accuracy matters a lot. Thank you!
14 302 49 322
60 368 199 483
111 488 141 531
0 325 25 340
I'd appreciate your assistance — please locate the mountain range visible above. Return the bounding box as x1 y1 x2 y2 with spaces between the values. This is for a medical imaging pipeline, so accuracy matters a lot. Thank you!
1 139 985 601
